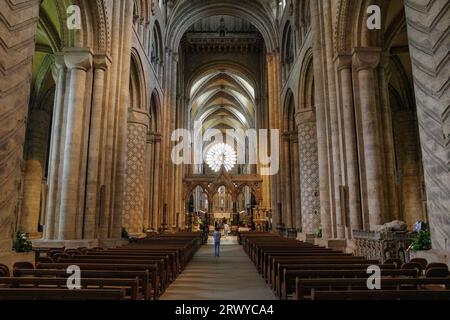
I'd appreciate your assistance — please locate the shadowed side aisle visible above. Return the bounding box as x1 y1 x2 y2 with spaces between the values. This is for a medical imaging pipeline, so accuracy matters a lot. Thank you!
161 245 276 300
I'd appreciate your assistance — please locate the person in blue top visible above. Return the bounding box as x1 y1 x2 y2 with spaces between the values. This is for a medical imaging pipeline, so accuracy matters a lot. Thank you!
213 227 221 257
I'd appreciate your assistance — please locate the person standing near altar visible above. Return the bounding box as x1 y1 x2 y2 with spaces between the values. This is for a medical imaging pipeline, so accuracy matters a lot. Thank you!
213 227 221 257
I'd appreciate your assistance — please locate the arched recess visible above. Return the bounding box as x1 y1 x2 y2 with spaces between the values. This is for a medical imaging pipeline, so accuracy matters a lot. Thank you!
151 21 164 78
122 51 150 235
146 90 163 230
296 52 321 234
281 22 295 82
280 90 299 230
166 0 278 53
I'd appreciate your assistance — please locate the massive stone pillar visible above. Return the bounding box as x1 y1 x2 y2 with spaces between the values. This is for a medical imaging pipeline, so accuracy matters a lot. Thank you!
335 54 362 233
122 110 149 236
323 0 344 239
44 54 66 240
310 0 332 238
266 52 282 229
353 47 384 229
57 48 93 240
0 0 40 252
84 55 110 239
404 0 450 251
296 109 321 234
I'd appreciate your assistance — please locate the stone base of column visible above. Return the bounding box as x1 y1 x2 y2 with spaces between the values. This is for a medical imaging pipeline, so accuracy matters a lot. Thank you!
314 238 349 253
286 228 298 239
0 251 35 273
296 232 316 244
410 250 450 267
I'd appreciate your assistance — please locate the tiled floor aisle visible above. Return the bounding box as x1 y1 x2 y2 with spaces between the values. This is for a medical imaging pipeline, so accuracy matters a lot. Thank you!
161 245 277 300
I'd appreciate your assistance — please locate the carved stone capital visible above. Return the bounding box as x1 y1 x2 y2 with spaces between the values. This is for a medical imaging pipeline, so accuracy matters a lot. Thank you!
93 53 112 71
128 108 150 128
51 53 66 81
352 47 382 72
295 108 316 126
63 48 93 71
334 53 352 71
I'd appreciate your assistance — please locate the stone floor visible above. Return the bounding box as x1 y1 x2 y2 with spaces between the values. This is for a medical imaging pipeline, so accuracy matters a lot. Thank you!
161 245 277 300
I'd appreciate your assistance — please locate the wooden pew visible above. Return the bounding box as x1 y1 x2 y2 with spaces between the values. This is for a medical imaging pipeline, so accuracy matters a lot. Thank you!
281 269 419 300
0 288 125 300
0 277 140 300
13 268 154 300
311 289 450 300
295 277 450 300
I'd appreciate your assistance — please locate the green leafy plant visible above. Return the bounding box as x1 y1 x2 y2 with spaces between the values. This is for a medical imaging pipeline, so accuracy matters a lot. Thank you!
409 226 432 252
12 231 33 253
315 228 322 239
121 227 130 240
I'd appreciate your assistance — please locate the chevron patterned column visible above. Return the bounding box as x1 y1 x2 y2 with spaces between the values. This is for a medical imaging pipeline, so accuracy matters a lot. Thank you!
404 0 450 251
0 0 40 252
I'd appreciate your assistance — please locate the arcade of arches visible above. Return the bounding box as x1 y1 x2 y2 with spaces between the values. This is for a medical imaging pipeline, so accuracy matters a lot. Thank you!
1 0 449 268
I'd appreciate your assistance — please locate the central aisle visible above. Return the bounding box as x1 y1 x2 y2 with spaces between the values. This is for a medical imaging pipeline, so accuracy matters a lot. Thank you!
161 244 277 300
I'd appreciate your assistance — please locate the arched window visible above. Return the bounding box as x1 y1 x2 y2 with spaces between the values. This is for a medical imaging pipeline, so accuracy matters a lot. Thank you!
282 23 295 82
151 22 163 78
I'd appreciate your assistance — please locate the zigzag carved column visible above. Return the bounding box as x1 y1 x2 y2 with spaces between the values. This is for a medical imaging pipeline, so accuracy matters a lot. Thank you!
0 0 40 251
404 0 450 251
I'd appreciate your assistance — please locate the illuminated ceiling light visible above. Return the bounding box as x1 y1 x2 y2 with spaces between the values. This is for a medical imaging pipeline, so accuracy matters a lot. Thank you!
206 143 237 172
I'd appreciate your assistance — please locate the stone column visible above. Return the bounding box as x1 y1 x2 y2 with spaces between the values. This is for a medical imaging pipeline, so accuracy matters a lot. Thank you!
310 0 332 238
84 54 111 239
56 48 93 240
0 0 40 252
353 47 384 228
122 109 149 236
404 0 450 251
151 134 161 229
291 134 302 231
282 133 292 228
335 54 362 233
144 132 155 230
20 110 51 236
296 109 321 234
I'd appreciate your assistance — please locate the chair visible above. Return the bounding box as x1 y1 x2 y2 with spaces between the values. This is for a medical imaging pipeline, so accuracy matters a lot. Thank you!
385 258 402 268
426 267 450 278
0 264 10 277
37 257 54 263
410 258 428 270
13 262 34 270
401 262 423 275
426 263 449 271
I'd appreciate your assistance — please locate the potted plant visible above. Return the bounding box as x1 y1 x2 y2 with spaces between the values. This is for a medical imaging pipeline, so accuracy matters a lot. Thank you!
409 225 432 252
12 231 33 253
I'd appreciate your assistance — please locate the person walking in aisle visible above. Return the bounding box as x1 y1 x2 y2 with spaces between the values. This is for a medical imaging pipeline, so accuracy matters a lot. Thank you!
213 227 221 257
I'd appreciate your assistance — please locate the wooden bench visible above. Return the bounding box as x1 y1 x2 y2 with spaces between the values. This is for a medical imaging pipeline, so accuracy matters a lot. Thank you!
295 277 450 300
311 289 450 300
0 288 125 300
0 277 140 300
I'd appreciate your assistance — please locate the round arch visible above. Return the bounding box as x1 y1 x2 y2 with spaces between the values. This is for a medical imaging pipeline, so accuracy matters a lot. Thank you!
166 0 278 52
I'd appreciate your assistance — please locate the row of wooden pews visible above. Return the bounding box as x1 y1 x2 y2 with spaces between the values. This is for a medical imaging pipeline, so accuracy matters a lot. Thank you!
0 232 202 300
239 232 450 300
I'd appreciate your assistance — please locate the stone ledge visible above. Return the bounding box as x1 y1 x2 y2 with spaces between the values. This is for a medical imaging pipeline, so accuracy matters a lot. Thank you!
314 238 348 252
